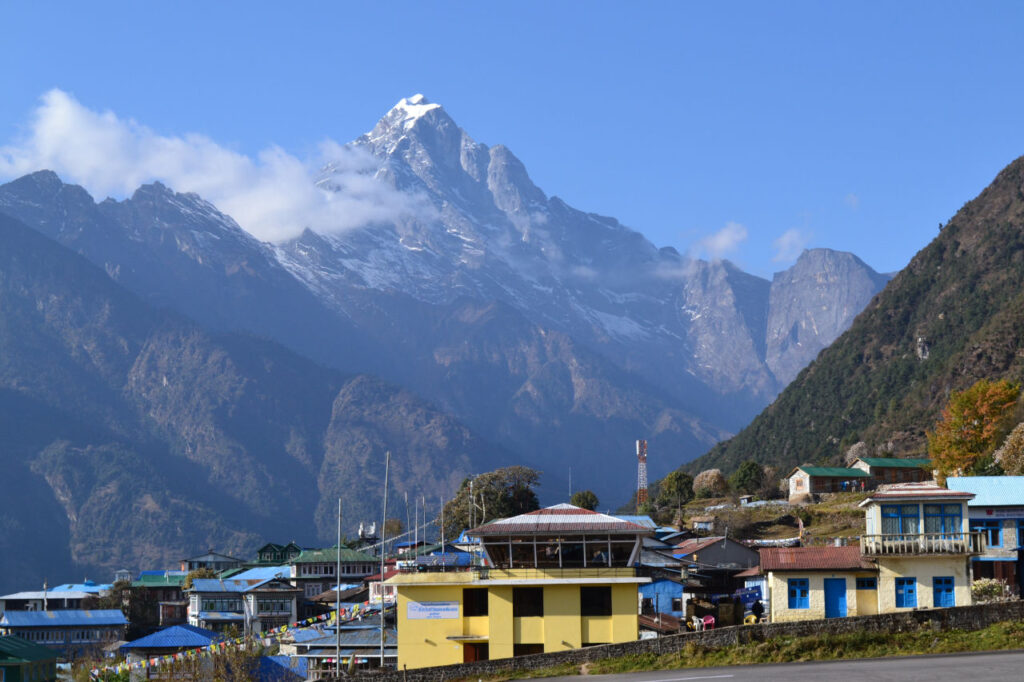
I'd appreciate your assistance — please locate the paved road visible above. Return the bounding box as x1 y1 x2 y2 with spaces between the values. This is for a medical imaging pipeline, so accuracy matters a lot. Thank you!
541 649 1024 681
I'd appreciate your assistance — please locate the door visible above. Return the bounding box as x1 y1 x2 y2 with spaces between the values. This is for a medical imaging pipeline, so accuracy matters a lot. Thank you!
933 577 955 608
824 578 847 618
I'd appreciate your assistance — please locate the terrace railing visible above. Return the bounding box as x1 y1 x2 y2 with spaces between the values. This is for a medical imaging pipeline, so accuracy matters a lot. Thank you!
860 532 984 556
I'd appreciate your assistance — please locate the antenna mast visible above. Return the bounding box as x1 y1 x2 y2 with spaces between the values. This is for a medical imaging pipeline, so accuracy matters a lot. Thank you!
636 439 648 510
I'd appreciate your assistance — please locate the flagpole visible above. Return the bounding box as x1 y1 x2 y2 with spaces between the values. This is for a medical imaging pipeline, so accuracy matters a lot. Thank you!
335 496 342 677
380 450 390 669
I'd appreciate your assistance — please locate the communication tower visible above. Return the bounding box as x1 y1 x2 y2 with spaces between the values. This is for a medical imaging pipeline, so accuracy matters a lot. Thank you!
636 439 648 509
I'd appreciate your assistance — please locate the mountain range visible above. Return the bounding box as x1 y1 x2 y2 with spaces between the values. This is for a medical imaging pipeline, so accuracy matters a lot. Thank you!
0 95 890 589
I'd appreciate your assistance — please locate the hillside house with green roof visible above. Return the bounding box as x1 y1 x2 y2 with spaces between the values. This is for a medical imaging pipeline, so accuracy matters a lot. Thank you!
787 466 870 502
850 457 932 485
0 635 57 682
289 547 376 600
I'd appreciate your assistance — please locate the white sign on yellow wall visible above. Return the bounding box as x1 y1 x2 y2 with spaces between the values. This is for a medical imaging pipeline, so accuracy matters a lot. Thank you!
407 601 459 619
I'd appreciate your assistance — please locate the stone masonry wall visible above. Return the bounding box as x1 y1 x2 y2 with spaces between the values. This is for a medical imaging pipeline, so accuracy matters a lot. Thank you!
336 600 1024 681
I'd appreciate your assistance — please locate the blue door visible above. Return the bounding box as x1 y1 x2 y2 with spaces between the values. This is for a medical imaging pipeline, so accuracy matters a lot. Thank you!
933 577 955 608
824 578 847 618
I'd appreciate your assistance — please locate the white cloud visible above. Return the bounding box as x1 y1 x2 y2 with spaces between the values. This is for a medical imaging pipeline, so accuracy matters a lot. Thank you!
694 221 748 260
772 228 809 263
0 89 432 242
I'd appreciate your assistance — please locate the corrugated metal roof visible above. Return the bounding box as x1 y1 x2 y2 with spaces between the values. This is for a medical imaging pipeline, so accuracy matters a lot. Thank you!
860 481 973 505
292 546 376 564
760 546 872 571
189 577 299 593
857 457 932 469
946 476 1024 507
0 590 92 601
0 634 57 662
791 466 870 478
228 566 291 581
673 536 725 557
0 610 128 627
612 515 658 529
469 504 650 536
122 624 219 650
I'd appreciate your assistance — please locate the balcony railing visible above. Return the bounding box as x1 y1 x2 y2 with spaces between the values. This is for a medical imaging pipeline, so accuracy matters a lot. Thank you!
860 532 984 556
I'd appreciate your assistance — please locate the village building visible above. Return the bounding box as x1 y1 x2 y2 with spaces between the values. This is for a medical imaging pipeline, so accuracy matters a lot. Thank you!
254 542 304 565
0 634 58 682
0 610 128 659
759 546 876 621
849 457 932 485
186 578 300 634
179 551 243 574
120 624 220 680
132 571 189 628
0 590 94 613
388 503 651 670
946 476 1024 589
289 547 377 600
787 466 871 501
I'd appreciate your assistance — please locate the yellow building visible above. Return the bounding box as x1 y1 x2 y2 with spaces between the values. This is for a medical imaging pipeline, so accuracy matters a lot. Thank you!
763 482 982 622
389 504 651 670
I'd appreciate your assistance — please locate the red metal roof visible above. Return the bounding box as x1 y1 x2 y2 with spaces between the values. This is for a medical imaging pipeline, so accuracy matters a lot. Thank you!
469 503 649 536
759 546 872 572
673 536 725 556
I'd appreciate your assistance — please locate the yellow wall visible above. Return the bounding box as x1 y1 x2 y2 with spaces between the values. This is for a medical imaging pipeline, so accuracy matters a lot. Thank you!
393 572 641 670
876 557 970 612
767 572 863 623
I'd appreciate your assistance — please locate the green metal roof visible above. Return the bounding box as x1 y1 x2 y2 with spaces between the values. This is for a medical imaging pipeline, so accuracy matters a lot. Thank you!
292 546 375 564
0 635 58 662
858 457 931 469
133 574 187 588
794 466 870 478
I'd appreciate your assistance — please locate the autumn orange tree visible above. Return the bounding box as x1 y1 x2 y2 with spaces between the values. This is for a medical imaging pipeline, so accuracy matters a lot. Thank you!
928 379 1020 478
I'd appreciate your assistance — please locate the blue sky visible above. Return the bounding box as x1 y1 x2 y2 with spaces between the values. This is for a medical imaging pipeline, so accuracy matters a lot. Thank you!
3 1 1024 278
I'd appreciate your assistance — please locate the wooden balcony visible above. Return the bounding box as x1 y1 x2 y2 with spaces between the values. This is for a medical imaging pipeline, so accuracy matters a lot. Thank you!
860 532 984 557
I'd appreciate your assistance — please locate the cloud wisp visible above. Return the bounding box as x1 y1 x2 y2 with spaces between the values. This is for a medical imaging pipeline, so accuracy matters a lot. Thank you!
0 90 430 242
695 221 748 260
772 228 809 263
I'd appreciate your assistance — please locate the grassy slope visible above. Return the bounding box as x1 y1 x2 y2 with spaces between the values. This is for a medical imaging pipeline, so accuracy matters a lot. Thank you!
479 620 1024 679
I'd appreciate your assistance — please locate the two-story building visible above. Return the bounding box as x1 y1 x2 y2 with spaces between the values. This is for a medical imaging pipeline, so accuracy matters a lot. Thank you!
186 578 300 634
787 466 871 502
389 503 652 670
180 551 243 573
289 547 377 600
762 482 982 622
254 542 304 566
946 476 1024 588
0 610 128 659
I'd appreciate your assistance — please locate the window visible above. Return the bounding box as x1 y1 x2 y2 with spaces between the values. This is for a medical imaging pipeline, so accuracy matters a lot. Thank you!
671 597 683 611
881 504 920 536
895 577 916 608
512 587 543 617
580 587 612 616
924 504 962 537
970 520 1002 547
464 588 488 617
787 579 809 609
856 577 877 590
933 576 955 608
513 643 544 657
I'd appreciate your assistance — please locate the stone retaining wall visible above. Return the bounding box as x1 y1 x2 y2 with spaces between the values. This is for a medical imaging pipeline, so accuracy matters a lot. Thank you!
335 600 1024 681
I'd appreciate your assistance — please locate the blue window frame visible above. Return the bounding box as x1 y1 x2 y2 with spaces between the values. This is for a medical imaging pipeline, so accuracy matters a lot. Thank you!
787 579 809 609
895 577 916 608
881 504 920 537
924 504 962 538
856 577 877 590
970 520 1002 547
933 576 955 608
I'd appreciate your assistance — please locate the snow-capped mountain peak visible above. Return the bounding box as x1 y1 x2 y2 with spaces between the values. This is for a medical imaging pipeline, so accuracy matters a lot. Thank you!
392 94 441 127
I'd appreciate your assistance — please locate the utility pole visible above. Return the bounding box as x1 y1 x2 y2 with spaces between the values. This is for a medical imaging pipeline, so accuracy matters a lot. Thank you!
335 497 342 677
380 451 390 669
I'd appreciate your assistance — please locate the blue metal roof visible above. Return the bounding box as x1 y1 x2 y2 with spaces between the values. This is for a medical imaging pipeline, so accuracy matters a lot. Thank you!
228 566 291 581
121 624 219 650
946 477 1024 507
50 581 109 594
257 656 306 682
613 515 658 529
189 577 293 593
0 610 128 627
